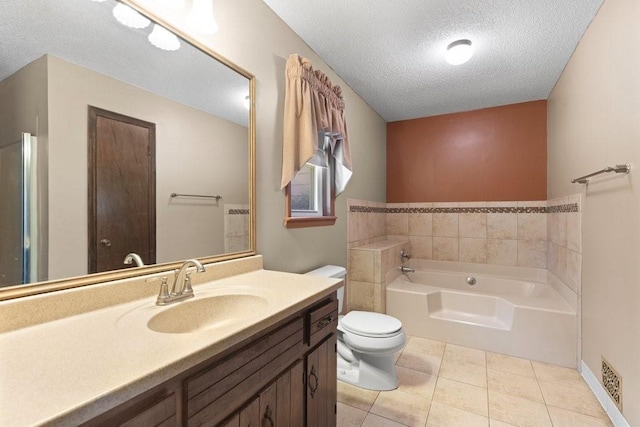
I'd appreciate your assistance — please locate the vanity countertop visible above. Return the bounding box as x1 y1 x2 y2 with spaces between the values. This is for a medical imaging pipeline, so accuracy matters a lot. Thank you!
0 269 341 426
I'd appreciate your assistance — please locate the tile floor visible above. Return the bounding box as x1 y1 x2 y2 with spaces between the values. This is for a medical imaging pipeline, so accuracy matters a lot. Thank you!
337 336 613 427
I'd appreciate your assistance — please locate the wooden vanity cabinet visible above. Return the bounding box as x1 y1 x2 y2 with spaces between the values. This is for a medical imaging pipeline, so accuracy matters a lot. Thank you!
85 292 338 427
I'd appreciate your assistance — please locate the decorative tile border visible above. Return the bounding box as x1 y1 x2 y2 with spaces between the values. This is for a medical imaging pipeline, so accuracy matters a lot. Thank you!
547 203 579 213
228 209 250 215
350 203 578 214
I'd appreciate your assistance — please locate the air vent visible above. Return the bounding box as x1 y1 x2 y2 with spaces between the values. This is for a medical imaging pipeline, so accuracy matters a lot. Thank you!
602 357 622 410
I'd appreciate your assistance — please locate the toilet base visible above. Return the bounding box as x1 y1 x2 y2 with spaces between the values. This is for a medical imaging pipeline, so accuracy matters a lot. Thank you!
336 350 400 391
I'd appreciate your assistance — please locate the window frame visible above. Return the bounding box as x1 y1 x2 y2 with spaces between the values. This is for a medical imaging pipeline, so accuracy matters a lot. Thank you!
284 148 336 228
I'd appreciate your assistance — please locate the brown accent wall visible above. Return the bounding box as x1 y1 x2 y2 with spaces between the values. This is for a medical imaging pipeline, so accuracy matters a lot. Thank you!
387 100 547 202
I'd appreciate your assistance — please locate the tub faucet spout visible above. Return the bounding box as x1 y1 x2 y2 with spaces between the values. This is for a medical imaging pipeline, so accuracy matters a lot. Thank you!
400 266 415 273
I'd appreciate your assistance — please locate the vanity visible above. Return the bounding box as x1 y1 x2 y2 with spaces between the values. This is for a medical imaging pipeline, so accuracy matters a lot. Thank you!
0 256 340 426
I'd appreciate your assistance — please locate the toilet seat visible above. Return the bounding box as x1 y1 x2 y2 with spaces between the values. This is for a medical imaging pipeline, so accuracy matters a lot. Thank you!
340 311 402 338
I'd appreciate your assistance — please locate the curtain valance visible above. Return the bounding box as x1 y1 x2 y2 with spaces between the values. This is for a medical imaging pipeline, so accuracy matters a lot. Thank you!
280 54 352 194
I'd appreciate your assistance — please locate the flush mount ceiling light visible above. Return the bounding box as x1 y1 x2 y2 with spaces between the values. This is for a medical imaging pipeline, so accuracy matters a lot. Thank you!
187 0 219 35
148 24 181 51
112 3 150 29
445 39 473 65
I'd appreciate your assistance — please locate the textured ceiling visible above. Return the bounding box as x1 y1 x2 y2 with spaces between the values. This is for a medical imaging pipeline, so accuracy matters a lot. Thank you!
0 0 249 126
263 0 603 122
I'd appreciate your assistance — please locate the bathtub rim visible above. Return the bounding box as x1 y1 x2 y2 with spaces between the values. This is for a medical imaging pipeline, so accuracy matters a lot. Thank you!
385 259 578 312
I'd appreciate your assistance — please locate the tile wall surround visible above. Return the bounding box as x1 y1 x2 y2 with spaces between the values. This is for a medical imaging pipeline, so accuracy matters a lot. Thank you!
346 197 583 359
547 194 583 364
376 200 553 269
224 204 250 253
348 239 409 313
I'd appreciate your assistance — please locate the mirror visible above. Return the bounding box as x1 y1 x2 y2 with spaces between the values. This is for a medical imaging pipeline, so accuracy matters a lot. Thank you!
0 0 255 299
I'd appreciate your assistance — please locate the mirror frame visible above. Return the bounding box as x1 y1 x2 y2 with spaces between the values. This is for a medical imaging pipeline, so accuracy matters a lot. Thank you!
0 0 256 301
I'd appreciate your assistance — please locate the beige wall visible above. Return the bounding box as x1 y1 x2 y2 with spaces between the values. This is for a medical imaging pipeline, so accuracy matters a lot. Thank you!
46 55 248 279
136 0 387 274
547 0 640 423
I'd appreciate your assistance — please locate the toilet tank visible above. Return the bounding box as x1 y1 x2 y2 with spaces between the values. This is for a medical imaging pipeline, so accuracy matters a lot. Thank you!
305 265 346 313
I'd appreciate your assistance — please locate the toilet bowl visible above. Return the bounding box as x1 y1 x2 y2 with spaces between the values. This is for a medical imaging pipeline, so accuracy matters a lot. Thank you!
306 265 406 391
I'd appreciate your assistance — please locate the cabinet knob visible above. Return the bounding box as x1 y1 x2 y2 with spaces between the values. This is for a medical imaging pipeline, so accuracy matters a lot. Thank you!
100 239 112 247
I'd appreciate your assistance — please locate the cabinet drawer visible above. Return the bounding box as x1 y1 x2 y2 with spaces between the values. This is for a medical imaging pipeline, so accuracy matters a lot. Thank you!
307 296 338 346
186 317 304 426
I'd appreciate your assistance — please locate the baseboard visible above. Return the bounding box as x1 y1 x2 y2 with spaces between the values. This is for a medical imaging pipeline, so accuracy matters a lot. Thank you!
580 360 630 427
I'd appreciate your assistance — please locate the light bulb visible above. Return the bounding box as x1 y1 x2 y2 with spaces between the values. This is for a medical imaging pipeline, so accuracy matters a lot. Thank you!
148 24 181 51
187 0 219 35
112 3 150 29
445 39 473 65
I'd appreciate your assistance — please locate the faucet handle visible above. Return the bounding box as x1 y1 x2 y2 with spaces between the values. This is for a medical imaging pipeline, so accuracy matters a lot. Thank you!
146 276 170 301
183 272 194 296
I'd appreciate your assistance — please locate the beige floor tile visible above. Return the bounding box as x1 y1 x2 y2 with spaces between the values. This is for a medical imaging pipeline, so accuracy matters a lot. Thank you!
486 352 535 378
531 361 582 384
489 420 517 427
547 406 613 427
439 356 488 388
538 380 607 419
370 389 430 426
396 349 442 375
361 413 408 427
426 401 489 427
488 390 552 427
404 336 446 357
396 366 437 399
338 380 380 411
337 402 368 427
433 377 488 416
487 368 544 403
444 343 486 366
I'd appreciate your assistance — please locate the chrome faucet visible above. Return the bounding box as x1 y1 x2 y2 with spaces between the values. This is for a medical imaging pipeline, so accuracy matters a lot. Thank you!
400 250 411 262
123 253 144 267
154 259 206 305
400 266 415 273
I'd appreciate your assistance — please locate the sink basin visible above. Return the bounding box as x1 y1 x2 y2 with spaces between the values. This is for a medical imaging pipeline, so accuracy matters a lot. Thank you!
147 294 269 334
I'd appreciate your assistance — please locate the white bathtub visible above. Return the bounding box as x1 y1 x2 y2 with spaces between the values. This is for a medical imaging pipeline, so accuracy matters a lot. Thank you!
386 260 577 367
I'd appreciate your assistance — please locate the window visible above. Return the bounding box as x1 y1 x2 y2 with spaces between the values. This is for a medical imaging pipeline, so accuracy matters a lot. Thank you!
284 136 336 228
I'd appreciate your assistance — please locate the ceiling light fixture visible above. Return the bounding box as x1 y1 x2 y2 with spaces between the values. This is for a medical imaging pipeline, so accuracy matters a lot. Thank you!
445 39 473 65
148 24 181 51
112 3 151 29
187 0 219 35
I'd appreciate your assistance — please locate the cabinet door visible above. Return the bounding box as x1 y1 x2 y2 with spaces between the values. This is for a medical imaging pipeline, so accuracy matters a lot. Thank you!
276 361 304 427
306 335 337 427
238 397 260 427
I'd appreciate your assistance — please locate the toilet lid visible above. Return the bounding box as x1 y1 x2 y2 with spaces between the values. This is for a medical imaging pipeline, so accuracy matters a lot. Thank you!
341 311 402 338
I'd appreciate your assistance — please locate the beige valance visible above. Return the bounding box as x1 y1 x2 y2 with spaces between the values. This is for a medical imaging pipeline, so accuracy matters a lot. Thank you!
280 54 352 194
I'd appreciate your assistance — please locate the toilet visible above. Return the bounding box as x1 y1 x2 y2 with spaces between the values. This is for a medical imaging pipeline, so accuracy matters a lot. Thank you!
306 265 406 391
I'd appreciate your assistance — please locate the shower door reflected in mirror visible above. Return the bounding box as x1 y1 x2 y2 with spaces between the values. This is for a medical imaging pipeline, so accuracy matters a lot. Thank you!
0 133 41 285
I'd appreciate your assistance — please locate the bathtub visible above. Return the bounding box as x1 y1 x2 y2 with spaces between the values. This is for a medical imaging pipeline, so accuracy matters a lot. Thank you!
386 260 577 367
